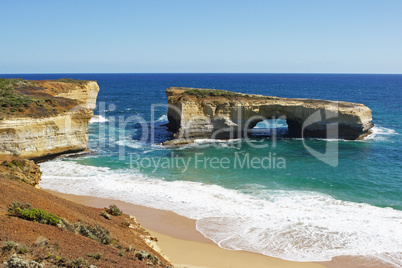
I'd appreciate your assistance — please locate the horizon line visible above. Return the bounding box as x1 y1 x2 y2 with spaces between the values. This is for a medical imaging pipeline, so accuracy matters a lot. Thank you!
1 72 402 75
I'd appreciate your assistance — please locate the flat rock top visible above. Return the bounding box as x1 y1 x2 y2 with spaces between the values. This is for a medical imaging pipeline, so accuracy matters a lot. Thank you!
166 87 370 111
0 78 95 120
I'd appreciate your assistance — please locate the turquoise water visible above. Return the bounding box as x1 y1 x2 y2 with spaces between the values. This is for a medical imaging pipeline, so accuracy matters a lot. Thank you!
4 74 401 264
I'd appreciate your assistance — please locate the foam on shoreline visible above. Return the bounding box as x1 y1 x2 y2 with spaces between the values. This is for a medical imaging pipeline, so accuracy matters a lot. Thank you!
39 160 402 264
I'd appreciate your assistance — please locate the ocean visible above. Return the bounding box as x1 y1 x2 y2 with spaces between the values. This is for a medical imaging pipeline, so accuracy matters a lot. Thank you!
4 73 401 265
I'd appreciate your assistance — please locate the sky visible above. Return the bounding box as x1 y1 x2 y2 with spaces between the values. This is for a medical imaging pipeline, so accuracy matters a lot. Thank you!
1 0 401 74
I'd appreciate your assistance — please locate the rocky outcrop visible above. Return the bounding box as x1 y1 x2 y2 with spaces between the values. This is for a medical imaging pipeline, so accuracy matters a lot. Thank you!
0 155 41 187
166 87 373 143
0 80 99 160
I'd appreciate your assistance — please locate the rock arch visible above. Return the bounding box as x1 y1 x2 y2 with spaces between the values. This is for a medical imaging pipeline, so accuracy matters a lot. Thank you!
165 87 373 144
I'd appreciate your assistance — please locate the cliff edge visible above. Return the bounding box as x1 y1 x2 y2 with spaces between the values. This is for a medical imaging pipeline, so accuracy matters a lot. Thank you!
0 78 100 161
166 87 373 143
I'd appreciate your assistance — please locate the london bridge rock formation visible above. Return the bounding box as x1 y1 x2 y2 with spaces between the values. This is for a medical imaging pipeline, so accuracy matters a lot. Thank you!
0 79 99 160
165 87 373 144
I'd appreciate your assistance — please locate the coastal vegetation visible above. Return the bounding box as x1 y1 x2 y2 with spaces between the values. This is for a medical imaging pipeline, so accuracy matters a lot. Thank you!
55 78 84 84
183 88 244 99
106 204 123 216
0 156 42 186
74 221 112 245
100 210 112 220
9 202 113 245
0 78 79 120
9 202 62 227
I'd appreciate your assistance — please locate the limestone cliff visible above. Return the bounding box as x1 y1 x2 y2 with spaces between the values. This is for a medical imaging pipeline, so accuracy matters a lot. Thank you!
0 79 99 160
166 87 373 143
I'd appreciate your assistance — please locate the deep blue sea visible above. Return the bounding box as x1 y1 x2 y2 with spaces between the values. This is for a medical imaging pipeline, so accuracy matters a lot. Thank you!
3 74 401 264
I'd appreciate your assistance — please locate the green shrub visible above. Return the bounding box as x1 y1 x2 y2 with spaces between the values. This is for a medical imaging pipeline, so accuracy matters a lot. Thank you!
100 211 111 220
70 257 89 268
17 246 30 254
135 250 161 265
121 219 130 227
74 222 111 245
2 241 16 251
87 252 102 260
3 254 43 268
0 79 35 112
8 201 31 211
8 202 62 226
34 236 48 247
106 204 122 216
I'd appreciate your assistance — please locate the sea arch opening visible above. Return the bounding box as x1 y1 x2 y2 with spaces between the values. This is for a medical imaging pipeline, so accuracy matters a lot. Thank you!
246 116 290 138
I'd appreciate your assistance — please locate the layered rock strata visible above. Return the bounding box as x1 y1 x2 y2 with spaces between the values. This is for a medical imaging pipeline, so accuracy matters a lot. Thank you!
0 80 99 160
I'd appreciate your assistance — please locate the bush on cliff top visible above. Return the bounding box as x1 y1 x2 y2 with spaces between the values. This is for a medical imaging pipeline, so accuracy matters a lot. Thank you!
0 78 32 90
0 79 36 111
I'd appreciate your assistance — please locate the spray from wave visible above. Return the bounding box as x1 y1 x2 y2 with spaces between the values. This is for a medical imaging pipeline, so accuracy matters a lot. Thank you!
155 114 168 122
365 126 398 141
90 115 109 123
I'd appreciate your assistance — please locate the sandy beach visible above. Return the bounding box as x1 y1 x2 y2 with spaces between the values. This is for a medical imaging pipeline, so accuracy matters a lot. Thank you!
44 189 327 268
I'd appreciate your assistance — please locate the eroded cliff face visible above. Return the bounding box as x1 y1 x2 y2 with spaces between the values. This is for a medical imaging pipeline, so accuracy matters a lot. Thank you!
166 87 373 143
0 79 99 160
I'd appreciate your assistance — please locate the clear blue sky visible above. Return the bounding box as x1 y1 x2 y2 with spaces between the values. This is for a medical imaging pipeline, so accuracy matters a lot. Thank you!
1 0 401 74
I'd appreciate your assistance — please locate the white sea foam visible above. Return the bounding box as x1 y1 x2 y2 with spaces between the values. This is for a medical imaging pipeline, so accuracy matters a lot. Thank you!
39 160 402 263
365 126 398 141
90 115 109 123
254 120 288 129
155 114 168 122
116 139 145 149
178 138 244 149
193 138 242 144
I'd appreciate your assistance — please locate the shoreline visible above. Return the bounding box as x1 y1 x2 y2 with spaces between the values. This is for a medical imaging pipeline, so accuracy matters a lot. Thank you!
44 189 397 268
44 189 325 268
